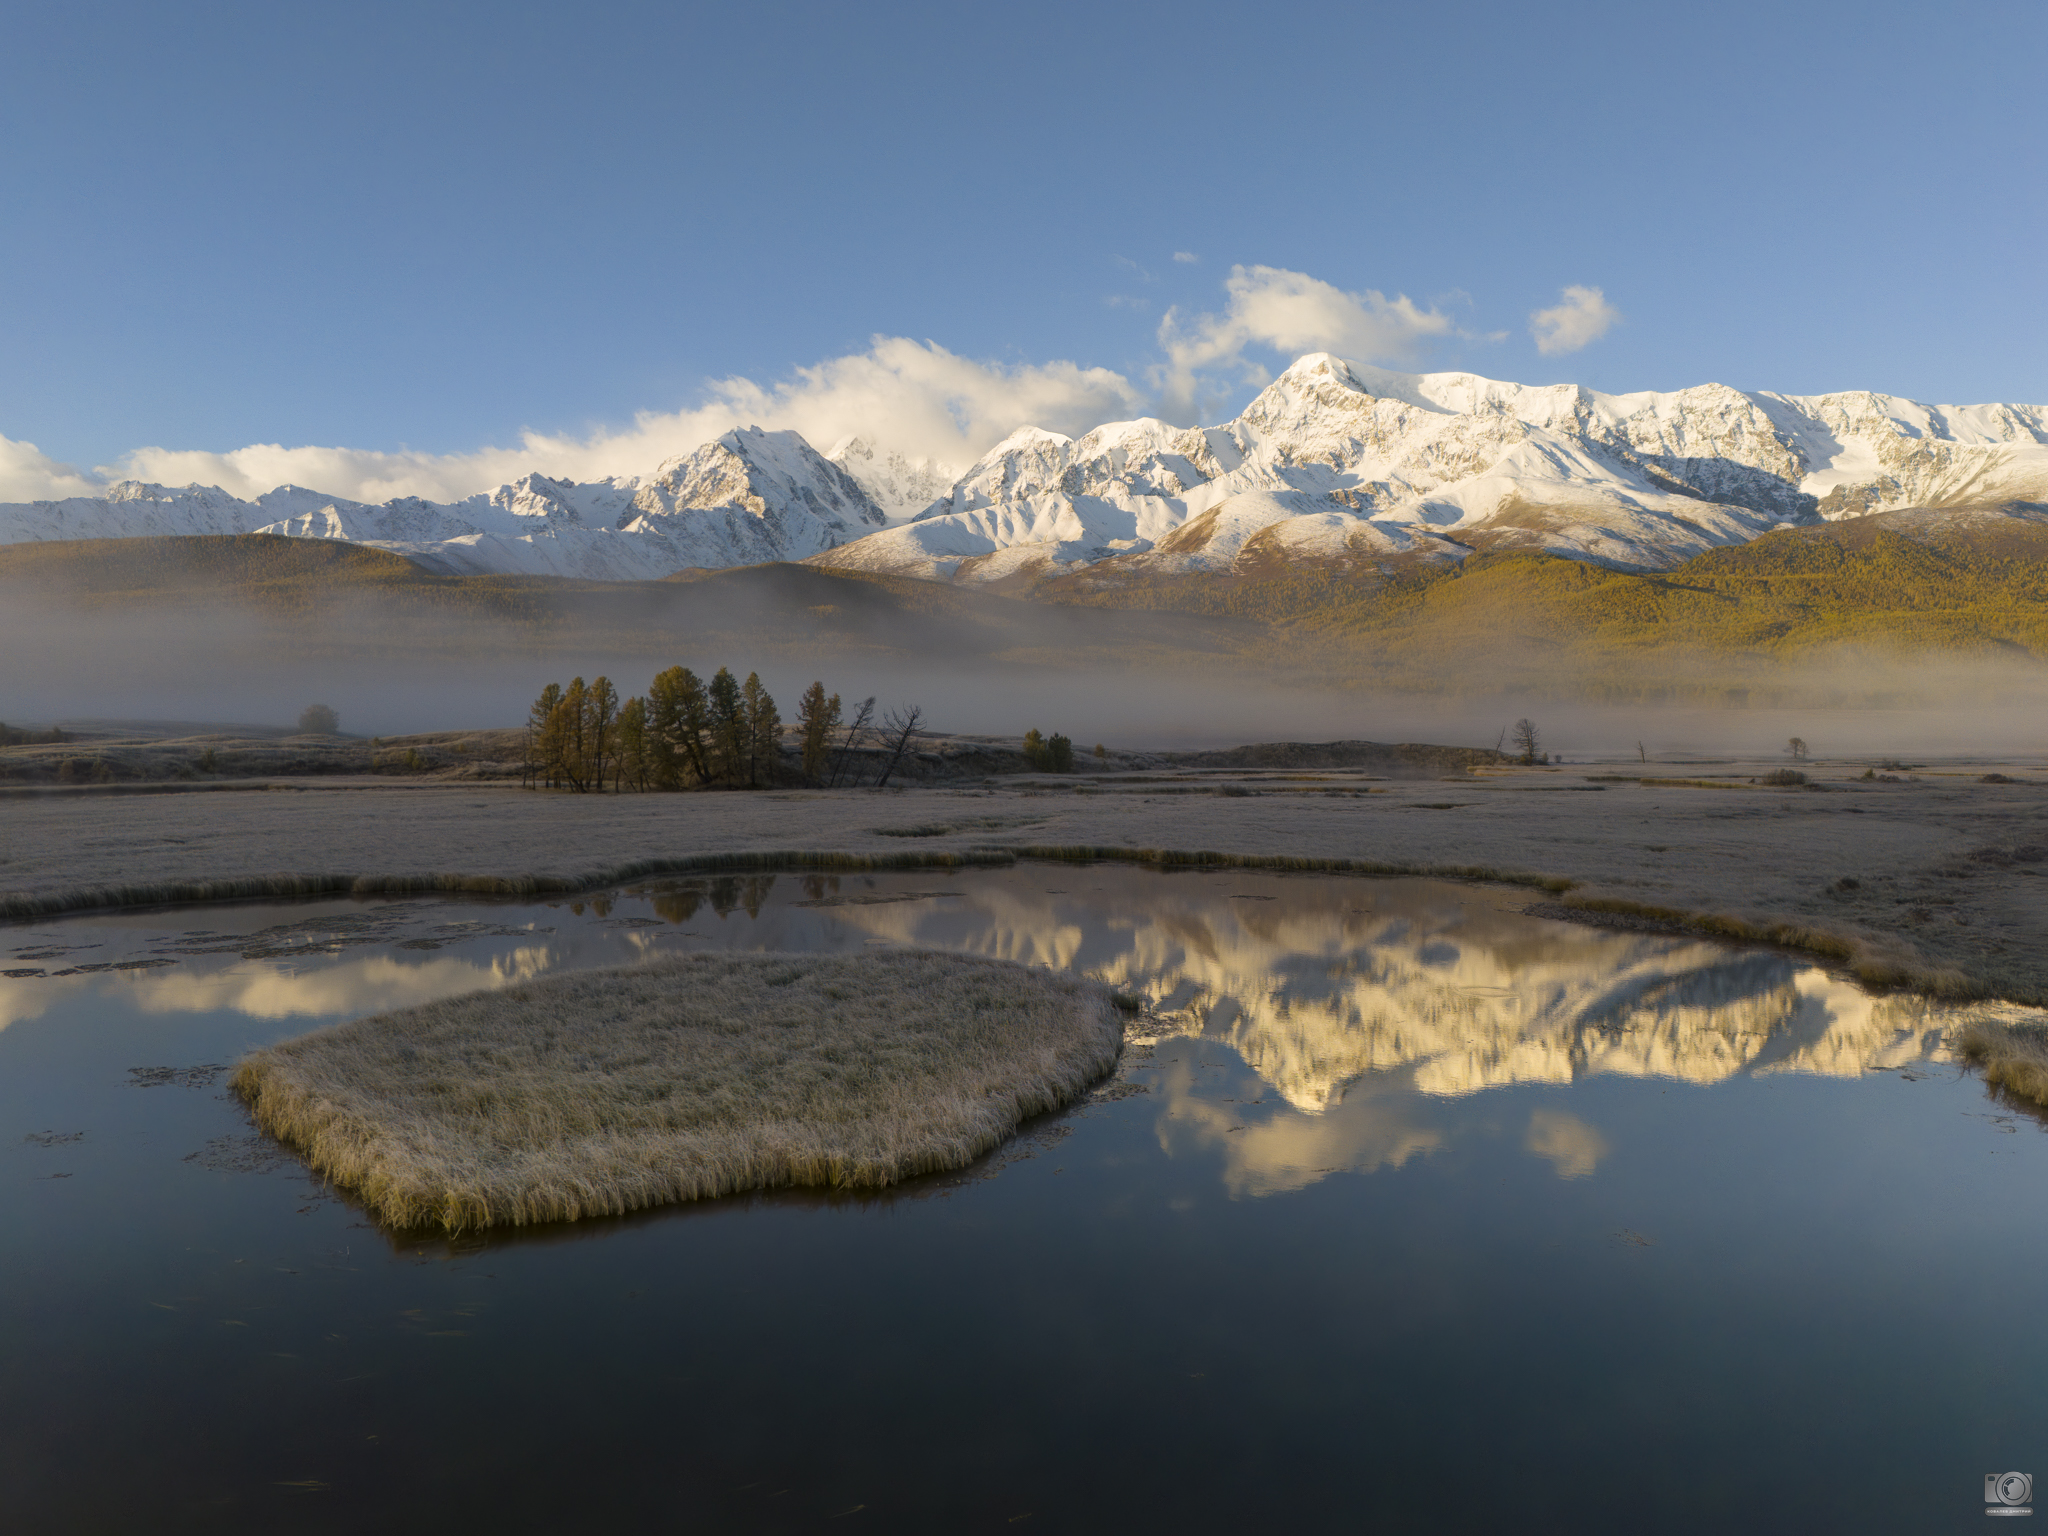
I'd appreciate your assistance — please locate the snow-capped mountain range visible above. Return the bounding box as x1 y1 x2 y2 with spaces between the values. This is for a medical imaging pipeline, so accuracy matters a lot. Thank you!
5 355 2045 584
0 427 886 581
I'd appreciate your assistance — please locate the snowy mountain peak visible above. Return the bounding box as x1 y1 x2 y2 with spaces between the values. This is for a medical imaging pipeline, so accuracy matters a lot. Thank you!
4 358 2044 585
826 435 958 522
809 354 2048 586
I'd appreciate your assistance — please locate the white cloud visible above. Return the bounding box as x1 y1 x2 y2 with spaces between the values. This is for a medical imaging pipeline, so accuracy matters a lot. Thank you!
1151 264 1454 418
1529 284 1620 356
1172 251 1199 264
87 338 1145 504
0 434 100 501
5 266 1509 509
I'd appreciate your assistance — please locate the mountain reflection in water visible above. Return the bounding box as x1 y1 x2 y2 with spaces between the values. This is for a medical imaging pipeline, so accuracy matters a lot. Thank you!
817 870 1955 1103
3 869 1974 1159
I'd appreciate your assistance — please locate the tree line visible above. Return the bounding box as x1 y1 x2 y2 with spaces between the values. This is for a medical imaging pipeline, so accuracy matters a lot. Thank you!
523 667 927 792
0 722 70 746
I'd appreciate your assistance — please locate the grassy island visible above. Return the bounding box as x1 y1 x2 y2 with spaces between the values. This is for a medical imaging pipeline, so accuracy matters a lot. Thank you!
233 949 1123 1232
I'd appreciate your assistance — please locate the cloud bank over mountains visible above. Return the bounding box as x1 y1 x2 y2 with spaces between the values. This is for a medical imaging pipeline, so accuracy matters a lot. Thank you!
2 265 1607 506
1151 265 1458 419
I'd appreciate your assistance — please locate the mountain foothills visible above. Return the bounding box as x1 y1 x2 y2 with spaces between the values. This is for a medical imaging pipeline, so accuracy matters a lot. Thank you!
6 355 2047 585
5 507 2044 709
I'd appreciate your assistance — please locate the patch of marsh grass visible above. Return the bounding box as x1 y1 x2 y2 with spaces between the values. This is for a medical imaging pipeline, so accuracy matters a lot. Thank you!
1005 843 1576 892
234 949 1122 1232
1953 1017 2048 1109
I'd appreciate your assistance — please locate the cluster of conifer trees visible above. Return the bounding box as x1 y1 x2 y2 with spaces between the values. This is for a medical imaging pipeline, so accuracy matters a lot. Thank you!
523 667 904 792
1021 729 1074 772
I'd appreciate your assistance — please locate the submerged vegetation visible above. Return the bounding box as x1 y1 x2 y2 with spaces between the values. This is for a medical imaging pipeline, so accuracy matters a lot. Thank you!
233 949 1124 1231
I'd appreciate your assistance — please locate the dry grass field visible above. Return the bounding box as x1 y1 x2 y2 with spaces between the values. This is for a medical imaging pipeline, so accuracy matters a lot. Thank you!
234 949 1124 1231
3 756 2044 1003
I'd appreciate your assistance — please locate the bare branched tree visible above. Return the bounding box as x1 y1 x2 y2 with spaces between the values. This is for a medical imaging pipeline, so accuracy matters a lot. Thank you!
1787 736 1809 760
873 704 924 789
1511 718 1542 765
830 696 876 787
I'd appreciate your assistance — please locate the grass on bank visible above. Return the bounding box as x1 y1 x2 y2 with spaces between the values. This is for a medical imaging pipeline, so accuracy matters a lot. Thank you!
234 949 1123 1232
1953 1017 2048 1109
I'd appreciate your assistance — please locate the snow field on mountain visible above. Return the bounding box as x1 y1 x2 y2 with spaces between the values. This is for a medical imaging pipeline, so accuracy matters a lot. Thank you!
4 354 2044 583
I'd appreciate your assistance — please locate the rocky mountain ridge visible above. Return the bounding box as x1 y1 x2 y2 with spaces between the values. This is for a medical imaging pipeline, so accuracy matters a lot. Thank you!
811 356 2048 586
0 428 884 581
4 356 2042 583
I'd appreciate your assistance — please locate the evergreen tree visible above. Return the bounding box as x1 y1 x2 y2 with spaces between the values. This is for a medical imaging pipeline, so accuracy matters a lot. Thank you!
707 667 745 786
526 682 563 788
797 680 840 784
616 696 649 791
646 665 711 788
742 672 780 788
1048 733 1074 772
556 678 590 791
587 676 619 791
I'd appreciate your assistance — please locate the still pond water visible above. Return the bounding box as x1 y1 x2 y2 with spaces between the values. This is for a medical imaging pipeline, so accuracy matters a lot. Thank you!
4 865 2045 1533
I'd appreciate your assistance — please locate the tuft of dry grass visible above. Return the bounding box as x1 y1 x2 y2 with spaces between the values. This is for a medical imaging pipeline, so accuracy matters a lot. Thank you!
1953 1017 2048 1108
234 949 1122 1232
0 847 1017 922
1552 894 1983 999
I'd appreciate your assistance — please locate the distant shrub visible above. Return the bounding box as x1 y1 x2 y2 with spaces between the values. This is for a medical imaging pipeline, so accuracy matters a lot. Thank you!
1762 768 1807 786
404 748 426 772
298 703 339 735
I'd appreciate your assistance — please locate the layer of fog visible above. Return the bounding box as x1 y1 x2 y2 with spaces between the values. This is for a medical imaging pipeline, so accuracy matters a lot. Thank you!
2 589 2043 762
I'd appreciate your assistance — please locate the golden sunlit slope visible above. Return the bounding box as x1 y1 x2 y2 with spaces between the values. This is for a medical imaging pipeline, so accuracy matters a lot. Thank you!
1028 507 2047 700
4 512 2043 705
1294 512 2048 669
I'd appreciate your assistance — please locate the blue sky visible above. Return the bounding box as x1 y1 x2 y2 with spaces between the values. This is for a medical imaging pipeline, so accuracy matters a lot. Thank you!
3 0 2044 501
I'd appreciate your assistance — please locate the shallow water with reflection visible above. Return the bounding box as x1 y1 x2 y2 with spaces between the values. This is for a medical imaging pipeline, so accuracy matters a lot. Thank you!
4 866 2044 1532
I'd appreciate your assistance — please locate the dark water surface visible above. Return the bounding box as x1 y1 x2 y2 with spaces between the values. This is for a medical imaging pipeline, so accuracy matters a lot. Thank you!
4 866 2044 1532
